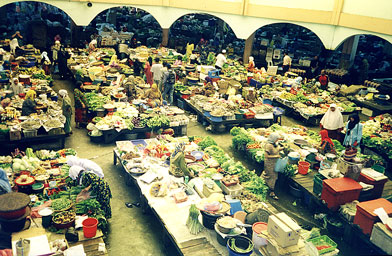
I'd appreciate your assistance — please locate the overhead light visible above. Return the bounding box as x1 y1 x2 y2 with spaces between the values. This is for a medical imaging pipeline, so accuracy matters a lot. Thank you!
87 2 93 7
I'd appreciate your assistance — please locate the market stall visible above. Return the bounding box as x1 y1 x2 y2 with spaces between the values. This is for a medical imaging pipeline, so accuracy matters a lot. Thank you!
0 147 109 255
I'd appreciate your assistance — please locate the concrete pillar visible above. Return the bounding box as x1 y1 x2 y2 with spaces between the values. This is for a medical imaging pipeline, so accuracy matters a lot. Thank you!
161 28 169 47
243 32 255 64
341 35 359 68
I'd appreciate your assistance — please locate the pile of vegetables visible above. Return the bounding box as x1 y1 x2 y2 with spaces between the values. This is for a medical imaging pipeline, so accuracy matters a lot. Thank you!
197 136 217 150
85 93 110 110
186 204 203 235
146 115 170 131
52 198 72 211
12 148 41 172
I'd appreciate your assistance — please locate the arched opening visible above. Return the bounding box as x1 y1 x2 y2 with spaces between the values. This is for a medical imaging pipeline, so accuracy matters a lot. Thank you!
168 13 244 58
329 34 392 84
0 1 72 50
250 23 326 76
80 6 162 49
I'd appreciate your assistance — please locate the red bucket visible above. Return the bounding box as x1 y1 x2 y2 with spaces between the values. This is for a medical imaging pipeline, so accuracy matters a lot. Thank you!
82 217 98 238
298 161 310 175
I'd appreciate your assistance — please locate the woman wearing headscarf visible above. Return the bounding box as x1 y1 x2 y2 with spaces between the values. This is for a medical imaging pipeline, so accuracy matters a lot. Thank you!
51 40 61 68
319 129 336 154
22 90 37 116
69 165 112 218
247 56 255 72
145 83 162 107
59 89 72 134
67 156 104 178
41 51 51 75
74 83 87 128
144 57 153 85
262 133 282 200
0 168 12 195
343 114 363 148
320 104 344 141
11 78 24 96
88 39 97 53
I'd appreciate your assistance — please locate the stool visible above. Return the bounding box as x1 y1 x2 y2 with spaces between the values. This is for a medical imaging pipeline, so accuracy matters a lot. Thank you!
208 70 220 78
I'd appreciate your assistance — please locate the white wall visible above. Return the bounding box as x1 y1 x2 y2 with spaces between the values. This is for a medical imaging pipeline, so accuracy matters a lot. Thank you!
249 0 334 11
342 0 392 20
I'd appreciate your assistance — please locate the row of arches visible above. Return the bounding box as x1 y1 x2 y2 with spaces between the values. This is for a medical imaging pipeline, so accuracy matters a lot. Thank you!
1 1 391 79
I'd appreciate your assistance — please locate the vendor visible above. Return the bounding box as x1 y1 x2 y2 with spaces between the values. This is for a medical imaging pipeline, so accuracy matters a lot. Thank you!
69 166 112 219
145 83 162 107
144 57 153 85
316 70 329 90
74 84 87 128
320 104 344 141
215 50 227 71
319 130 336 154
51 40 61 67
59 89 72 134
89 39 97 52
189 51 200 65
132 58 143 77
1 98 11 109
247 56 255 73
262 134 282 200
21 90 37 116
0 168 11 195
245 88 257 103
11 78 24 96
343 114 363 148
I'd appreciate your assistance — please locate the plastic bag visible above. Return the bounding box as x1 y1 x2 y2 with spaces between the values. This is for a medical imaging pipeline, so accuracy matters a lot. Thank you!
76 190 91 203
274 157 288 173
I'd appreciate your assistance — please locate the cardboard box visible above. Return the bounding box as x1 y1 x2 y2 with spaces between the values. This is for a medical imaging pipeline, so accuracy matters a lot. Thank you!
370 223 392 255
267 213 301 248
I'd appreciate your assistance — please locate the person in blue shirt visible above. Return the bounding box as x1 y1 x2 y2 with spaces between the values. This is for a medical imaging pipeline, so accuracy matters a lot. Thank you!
343 114 363 147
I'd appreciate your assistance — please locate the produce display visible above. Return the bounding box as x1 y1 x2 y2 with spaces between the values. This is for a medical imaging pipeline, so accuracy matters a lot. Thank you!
51 198 72 211
362 114 392 159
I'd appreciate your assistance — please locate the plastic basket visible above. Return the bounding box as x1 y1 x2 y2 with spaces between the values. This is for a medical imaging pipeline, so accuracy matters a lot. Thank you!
309 235 337 255
23 129 37 138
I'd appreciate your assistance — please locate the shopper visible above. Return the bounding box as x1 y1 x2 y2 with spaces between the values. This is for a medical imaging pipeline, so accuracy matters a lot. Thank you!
245 88 257 103
58 47 71 79
88 39 97 52
145 83 162 107
59 89 72 134
189 51 200 65
343 114 363 148
320 104 344 141
144 57 153 85
151 57 163 90
319 130 336 154
0 168 11 195
74 84 87 128
162 64 176 105
215 50 227 71
40 51 51 75
316 70 329 90
262 134 282 200
310 55 320 78
247 56 255 72
282 52 291 74
51 40 61 71
132 58 142 77
69 166 112 219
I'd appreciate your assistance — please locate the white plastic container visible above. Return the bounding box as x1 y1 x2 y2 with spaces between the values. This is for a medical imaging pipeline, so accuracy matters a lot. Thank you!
252 222 268 251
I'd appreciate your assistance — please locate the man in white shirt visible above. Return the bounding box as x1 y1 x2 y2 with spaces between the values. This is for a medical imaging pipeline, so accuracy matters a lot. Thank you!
215 50 227 71
282 52 292 74
151 57 164 90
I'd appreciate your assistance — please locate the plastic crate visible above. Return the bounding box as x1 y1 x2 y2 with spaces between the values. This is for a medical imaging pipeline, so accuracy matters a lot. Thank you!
48 128 63 135
221 183 243 196
354 198 392 235
23 129 38 138
321 177 362 211
358 173 388 200
308 235 337 255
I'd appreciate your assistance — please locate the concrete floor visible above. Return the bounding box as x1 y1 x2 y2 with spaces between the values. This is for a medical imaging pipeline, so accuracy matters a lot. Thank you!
51 78 357 256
